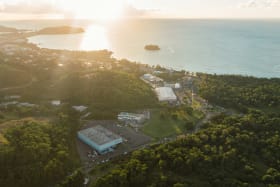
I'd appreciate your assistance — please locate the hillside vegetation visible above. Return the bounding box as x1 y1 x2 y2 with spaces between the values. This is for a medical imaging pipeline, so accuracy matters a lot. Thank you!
0 115 82 187
37 26 85 35
93 111 280 187
197 74 280 112
0 26 17 32
0 64 32 89
52 71 158 112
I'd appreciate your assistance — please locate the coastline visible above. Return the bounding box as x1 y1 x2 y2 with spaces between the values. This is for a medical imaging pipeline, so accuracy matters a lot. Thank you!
26 36 280 79
2 20 280 78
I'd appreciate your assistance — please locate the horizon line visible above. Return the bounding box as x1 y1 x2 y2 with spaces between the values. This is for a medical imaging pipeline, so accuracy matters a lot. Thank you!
1 17 280 21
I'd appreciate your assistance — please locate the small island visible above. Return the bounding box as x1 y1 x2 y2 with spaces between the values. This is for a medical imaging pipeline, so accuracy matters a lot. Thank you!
37 26 85 35
145 44 160 51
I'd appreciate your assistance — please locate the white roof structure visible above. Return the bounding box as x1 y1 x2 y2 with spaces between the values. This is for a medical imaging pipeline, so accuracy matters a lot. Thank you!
175 83 181 89
164 83 181 89
51 100 61 106
118 112 146 123
142 74 163 82
72 105 88 112
155 87 177 102
18 102 37 107
4 95 21 100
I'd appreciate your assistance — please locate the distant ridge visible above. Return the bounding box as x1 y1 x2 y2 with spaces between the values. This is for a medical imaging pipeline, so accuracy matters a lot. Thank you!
0 25 17 32
37 26 85 35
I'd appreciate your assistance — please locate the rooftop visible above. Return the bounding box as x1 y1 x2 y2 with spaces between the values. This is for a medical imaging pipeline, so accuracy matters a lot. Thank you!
155 87 177 101
118 112 144 118
78 125 122 146
72 105 88 112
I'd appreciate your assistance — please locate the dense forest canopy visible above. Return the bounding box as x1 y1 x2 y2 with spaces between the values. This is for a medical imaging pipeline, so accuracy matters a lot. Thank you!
54 71 157 106
196 74 280 112
0 114 82 187
93 111 280 187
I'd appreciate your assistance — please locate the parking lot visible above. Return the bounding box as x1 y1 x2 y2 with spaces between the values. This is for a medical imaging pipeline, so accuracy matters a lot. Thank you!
76 120 152 169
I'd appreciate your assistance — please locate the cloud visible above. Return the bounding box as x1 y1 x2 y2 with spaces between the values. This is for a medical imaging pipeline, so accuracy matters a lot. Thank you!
123 5 147 17
0 1 61 14
0 0 161 19
122 4 160 18
239 0 280 8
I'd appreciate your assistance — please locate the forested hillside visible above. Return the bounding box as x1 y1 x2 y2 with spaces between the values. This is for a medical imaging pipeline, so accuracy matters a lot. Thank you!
93 111 280 187
0 114 82 187
196 74 280 112
0 64 32 89
54 71 157 108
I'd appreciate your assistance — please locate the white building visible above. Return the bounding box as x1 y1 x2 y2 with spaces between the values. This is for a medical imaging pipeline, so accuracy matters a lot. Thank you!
118 112 147 124
0 101 18 107
164 83 181 89
142 74 163 83
155 87 177 102
174 83 181 89
4 95 21 100
18 102 37 107
72 105 88 112
51 100 61 106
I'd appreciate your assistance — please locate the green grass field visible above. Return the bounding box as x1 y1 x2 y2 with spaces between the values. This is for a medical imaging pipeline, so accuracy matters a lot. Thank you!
142 111 184 139
142 109 203 140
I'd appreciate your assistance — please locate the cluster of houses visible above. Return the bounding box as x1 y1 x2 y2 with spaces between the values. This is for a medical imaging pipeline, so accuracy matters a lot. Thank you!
0 95 37 108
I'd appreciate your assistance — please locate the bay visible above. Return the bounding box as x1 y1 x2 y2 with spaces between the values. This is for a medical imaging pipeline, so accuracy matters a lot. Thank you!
1 19 280 78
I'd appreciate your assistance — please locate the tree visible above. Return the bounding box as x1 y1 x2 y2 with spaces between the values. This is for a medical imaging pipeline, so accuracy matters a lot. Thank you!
60 169 84 187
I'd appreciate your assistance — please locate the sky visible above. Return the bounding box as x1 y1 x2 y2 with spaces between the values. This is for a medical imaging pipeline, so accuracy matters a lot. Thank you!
0 0 280 20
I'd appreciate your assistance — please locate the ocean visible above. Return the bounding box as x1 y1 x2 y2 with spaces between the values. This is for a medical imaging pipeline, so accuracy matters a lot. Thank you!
1 19 280 78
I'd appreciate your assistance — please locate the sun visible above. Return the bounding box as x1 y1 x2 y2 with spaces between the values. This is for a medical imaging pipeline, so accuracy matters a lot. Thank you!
59 0 124 20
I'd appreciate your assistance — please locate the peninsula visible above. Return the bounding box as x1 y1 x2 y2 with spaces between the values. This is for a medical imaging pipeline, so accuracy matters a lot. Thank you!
37 26 85 35
0 25 18 33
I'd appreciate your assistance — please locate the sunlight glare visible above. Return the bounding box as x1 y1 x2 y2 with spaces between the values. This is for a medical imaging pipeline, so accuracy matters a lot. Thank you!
80 25 110 51
60 0 124 20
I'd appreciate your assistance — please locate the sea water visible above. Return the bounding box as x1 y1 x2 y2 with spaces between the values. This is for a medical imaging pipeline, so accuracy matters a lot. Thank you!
1 19 280 78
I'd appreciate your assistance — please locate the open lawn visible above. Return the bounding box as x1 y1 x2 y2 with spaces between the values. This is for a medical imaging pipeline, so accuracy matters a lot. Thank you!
142 108 204 140
142 110 185 139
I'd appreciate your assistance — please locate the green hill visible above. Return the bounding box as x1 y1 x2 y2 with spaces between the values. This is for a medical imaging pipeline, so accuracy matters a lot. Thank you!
54 71 157 108
93 111 280 187
37 26 84 35
196 74 280 112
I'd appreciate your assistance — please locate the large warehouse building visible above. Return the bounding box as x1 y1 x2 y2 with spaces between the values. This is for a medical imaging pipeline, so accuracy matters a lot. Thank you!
77 125 123 154
155 87 177 102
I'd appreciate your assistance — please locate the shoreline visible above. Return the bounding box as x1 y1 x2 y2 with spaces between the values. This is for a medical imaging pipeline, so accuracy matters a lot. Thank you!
2 22 280 79
26 38 280 79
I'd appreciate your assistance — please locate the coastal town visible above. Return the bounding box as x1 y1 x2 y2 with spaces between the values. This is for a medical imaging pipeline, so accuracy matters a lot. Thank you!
0 25 222 179
2 23 278 187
